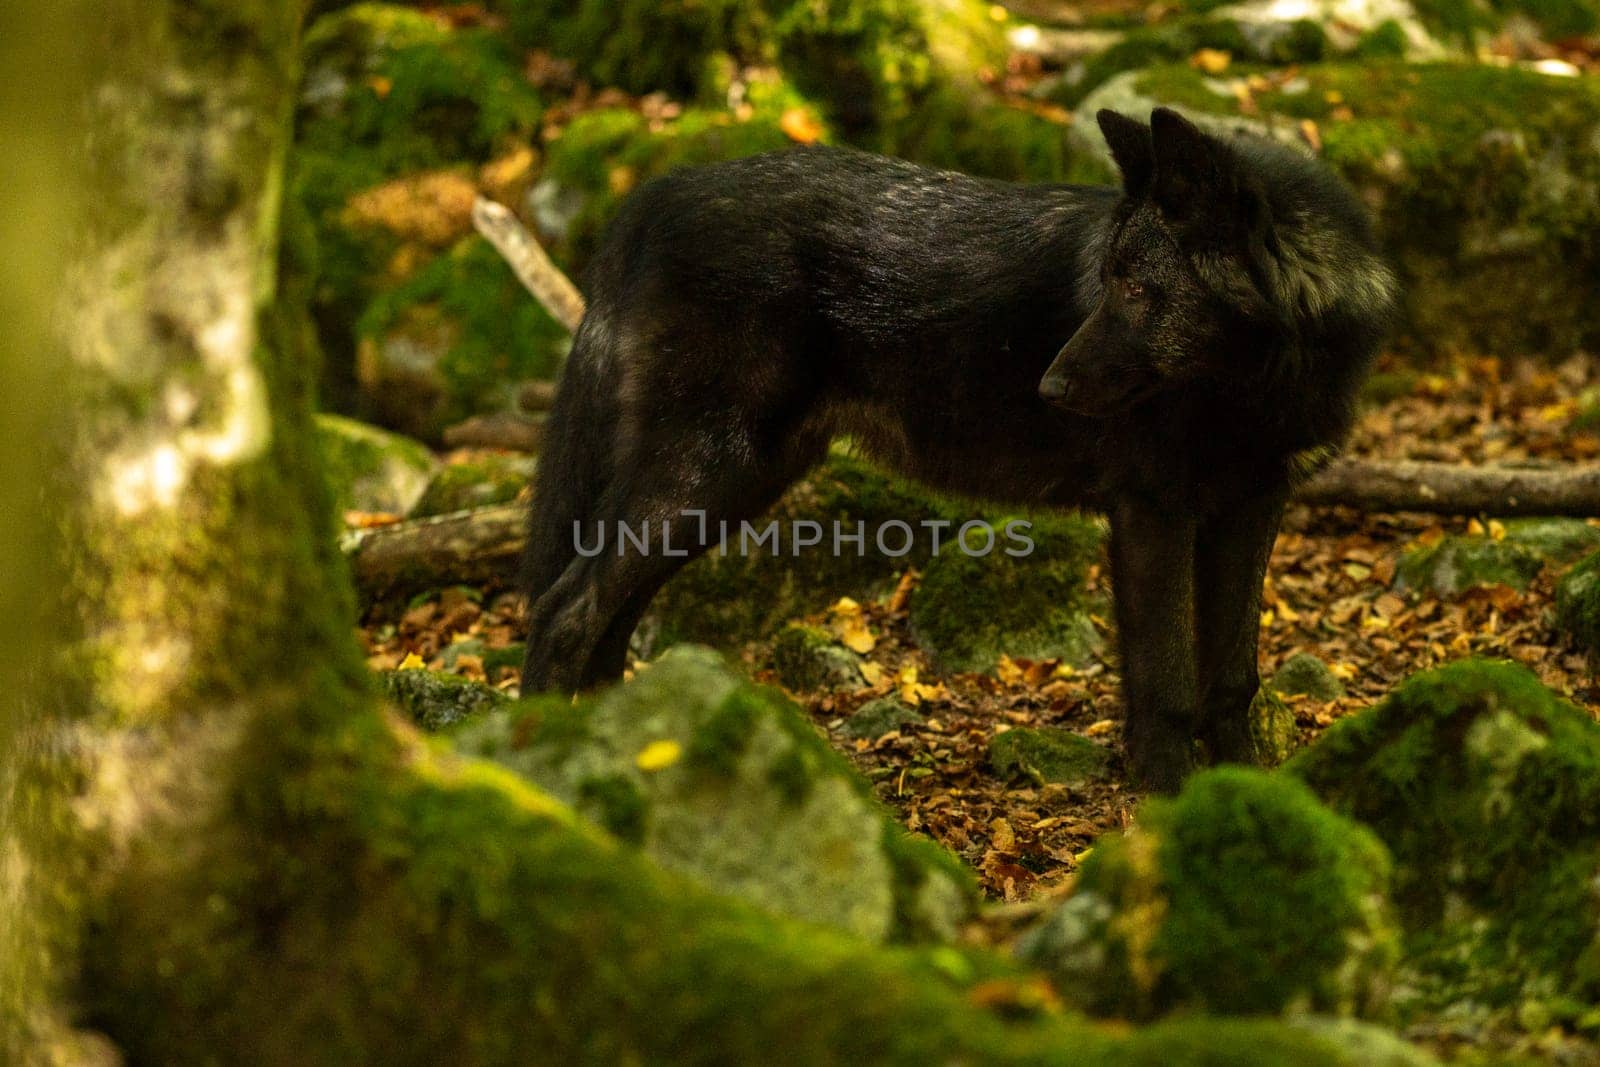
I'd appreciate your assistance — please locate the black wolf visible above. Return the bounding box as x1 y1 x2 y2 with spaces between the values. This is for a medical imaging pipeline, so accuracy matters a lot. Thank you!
520 107 1396 791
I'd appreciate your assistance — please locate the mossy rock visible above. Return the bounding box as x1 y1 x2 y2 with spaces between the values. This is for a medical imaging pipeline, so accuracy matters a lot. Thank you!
1289 659 1600 1024
410 452 534 517
380 667 510 730
771 624 864 692
989 727 1112 786
909 515 1105 673
1394 534 1544 596
450 646 975 942
1557 550 1600 654
1072 63 1600 357
1250 687 1302 766
354 237 570 439
291 5 561 430
645 452 971 650
314 412 438 517
1271 652 1346 702
1018 767 1398 1019
841 697 926 740
1500 517 1600 565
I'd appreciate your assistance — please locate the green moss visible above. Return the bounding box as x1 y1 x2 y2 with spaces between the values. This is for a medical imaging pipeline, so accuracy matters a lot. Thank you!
1021 768 1397 1019
649 452 971 649
1249 687 1302 766
577 772 648 844
1501 517 1600 565
379 667 510 730
1270 653 1346 702
1556 550 1600 654
687 688 763 776
357 238 570 434
772 623 864 691
989 727 1112 786
1353 19 1410 58
841 697 925 739
503 0 771 98
1289 659 1600 1018
1395 534 1544 595
314 413 438 518
542 104 801 268
909 515 1105 673
410 452 533 517
884 93 1077 183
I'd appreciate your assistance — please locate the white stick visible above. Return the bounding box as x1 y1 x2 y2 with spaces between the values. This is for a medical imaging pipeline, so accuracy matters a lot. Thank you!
471 196 587 334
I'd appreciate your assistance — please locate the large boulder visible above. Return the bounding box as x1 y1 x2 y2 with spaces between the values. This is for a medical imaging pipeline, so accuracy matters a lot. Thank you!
1018 767 1398 1019
449 646 976 943
645 453 970 649
1071 63 1600 357
1289 659 1600 1029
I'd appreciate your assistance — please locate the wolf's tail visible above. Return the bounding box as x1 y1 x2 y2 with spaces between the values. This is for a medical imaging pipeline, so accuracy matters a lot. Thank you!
521 316 612 605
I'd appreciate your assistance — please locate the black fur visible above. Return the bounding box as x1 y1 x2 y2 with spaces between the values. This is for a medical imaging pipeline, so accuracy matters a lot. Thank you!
520 107 1397 791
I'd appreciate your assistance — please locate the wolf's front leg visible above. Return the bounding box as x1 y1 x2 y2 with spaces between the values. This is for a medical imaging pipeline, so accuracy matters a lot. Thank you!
1195 488 1288 765
1110 500 1200 793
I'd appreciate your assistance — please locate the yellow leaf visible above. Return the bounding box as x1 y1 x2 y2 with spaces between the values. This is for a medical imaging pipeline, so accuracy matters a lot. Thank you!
367 75 393 99
1487 519 1506 542
1085 718 1116 737
829 597 876 654
608 165 638 197
635 739 682 772
780 106 825 145
1329 661 1357 680
1191 48 1231 74
1051 662 1075 680
1259 609 1275 628
858 661 885 686
995 654 1024 687
898 666 922 706
1467 518 1486 536
398 652 426 671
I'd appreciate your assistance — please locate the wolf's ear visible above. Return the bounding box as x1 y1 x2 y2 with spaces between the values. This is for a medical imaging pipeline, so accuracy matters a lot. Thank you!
1097 109 1152 195
1148 107 1271 244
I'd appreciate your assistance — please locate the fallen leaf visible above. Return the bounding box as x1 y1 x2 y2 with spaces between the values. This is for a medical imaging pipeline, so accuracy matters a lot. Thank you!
780 106 825 144
635 739 682 772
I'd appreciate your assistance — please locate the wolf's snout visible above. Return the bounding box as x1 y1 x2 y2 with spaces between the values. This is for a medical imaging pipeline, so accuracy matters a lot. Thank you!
1038 374 1072 405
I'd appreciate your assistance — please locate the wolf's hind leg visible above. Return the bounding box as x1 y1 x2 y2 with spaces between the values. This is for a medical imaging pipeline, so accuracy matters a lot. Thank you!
521 419 823 695
1110 501 1200 793
1194 488 1288 765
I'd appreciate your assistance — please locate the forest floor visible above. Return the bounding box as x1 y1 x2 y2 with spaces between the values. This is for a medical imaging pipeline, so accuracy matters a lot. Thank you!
359 352 1600 922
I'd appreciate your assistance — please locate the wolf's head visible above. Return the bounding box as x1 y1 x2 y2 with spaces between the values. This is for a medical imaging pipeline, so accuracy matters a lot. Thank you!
1040 107 1322 416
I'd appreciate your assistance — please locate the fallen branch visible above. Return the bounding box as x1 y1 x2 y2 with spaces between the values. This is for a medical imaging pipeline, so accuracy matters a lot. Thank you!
1297 458 1600 517
472 196 586 333
344 503 525 599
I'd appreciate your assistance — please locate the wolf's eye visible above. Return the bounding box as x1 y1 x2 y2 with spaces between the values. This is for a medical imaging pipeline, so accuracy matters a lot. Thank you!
1123 279 1145 299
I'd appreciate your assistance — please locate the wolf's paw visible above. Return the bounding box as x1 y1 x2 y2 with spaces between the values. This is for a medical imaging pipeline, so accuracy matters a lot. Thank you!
1123 725 1197 794
1198 716 1264 768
